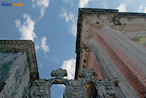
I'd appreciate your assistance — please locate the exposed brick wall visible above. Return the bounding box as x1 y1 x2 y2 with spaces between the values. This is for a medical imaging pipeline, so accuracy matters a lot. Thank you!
93 27 146 98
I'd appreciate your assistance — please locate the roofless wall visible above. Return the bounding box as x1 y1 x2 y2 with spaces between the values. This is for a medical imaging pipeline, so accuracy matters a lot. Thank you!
75 8 146 98
0 40 39 98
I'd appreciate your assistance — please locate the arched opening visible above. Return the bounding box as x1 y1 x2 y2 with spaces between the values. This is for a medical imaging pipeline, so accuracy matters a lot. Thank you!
51 84 65 98
91 86 98 98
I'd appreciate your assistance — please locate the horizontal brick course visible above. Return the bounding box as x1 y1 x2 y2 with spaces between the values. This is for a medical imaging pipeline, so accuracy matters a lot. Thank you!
93 27 146 98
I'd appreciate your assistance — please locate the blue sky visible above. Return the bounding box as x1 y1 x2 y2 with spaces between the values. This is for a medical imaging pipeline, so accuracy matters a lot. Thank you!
1 0 146 97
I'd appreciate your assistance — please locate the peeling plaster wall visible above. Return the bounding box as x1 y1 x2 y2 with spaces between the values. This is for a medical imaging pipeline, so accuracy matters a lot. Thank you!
102 26 146 75
75 8 146 98
87 51 104 79
0 52 30 98
89 33 138 98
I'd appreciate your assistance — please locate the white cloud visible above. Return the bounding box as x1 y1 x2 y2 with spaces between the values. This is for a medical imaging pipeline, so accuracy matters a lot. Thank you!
79 0 89 8
102 0 108 9
117 4 126 12
144 7 146 13
35 44 40 51
59 9 77 36
69 23 76 37
32 0 50 17
15 13 37 41
41 37 50 52
61 59 76 79
58 95 63 98
60 9 70 22
35 36 50 53
62 0 73 6
139 6 143 12
58 84 65 88
79 0 97 8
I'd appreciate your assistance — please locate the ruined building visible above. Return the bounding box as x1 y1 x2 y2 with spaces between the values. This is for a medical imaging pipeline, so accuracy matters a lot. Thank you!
0 40 39 98
0 8 146 98
75 8 146 98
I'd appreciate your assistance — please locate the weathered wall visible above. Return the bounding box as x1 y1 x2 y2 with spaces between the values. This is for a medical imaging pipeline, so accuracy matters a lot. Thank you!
87 51 104 79
75 8 146 98
0 40 39 98
88 38 138 98
0 52 30 98
102 26 146 75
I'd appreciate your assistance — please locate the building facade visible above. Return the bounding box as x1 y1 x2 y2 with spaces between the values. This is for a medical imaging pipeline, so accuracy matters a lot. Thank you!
75 8 146 98
0 40 39 98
